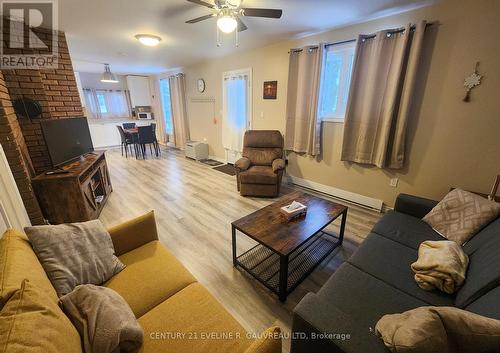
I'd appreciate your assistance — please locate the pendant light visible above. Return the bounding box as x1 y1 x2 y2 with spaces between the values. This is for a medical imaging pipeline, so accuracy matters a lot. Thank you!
100 64 119 83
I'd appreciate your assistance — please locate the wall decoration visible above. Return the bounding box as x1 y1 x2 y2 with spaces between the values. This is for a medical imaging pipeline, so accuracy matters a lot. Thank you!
263 81 278 100
197 78 206 93
13 97 42 120
463 62 482 102
488 175 500 201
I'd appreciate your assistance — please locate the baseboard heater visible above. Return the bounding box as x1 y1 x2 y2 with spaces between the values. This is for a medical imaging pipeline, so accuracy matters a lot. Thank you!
287 175 384 212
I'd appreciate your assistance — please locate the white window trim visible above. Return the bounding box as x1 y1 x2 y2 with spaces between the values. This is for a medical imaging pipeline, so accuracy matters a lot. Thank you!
319 41 356 124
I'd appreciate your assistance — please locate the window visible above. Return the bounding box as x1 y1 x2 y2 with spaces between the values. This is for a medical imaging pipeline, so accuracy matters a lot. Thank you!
83 89 131 119
159 78 173 134
319 42 356 122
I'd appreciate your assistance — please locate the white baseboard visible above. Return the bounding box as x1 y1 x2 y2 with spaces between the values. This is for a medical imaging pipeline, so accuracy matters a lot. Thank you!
287 175 384 212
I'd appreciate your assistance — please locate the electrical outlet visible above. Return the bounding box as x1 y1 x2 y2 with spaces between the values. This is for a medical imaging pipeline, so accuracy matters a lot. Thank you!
203 137 207 142
390 178 399 187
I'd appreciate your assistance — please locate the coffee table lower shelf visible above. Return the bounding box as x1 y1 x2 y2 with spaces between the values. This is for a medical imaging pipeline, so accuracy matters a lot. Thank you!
235 232 341 301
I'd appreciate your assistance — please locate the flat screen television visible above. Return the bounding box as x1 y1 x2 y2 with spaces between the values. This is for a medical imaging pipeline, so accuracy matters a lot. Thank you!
40 117 94 167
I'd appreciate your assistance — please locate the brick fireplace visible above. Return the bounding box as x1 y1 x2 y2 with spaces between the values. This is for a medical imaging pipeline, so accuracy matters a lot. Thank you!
0 22 84 225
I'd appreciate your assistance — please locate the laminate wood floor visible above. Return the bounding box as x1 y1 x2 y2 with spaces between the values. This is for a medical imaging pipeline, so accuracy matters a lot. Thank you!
99 147 382 352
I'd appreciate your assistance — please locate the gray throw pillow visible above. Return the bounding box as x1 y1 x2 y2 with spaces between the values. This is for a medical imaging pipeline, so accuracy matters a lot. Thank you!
60 284 143 353
25 220 125 297
423 188 500 245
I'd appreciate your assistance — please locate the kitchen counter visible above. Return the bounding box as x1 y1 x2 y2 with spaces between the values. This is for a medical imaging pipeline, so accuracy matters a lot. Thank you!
88 119 156 148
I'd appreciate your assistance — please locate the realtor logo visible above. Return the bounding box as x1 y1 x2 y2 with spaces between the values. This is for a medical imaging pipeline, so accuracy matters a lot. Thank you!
0 0 58 69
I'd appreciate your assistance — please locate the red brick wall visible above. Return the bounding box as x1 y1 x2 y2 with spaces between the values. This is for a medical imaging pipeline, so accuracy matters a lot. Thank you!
2 31 84 174
0 20 84 224
0 71 45 225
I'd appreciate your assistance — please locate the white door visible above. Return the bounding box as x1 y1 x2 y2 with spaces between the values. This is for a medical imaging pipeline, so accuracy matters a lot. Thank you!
222 68 252 164
0 144 31 236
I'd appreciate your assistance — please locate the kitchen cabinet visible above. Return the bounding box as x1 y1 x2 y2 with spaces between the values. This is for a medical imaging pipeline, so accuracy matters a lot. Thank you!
126 75 152 107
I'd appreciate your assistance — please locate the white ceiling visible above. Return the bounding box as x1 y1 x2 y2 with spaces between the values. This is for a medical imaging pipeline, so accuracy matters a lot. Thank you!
60 0 433 75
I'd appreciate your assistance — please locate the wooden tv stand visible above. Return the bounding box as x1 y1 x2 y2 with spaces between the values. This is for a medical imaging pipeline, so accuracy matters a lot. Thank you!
32 150 112 224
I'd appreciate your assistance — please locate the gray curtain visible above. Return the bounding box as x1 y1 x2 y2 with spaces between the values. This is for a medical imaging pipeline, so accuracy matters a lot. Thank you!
169 74 190 149
285 44 324 156
341 21 427 169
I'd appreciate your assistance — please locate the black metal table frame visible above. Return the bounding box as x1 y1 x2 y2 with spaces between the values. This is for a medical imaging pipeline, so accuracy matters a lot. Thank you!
232 208 348 302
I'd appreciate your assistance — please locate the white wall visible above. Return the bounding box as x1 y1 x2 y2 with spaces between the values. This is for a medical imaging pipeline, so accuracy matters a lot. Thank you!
0 144 31 235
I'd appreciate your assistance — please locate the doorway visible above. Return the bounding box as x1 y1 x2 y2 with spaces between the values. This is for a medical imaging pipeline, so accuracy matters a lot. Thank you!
222 68 252 164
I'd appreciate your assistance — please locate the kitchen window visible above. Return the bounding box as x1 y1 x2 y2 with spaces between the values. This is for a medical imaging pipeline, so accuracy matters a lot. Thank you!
319 42 356 122
83 88 132 119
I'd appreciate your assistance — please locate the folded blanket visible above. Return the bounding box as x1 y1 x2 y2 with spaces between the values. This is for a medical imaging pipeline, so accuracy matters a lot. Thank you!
411 240 468 294
60 284 143 353
375 306 500 353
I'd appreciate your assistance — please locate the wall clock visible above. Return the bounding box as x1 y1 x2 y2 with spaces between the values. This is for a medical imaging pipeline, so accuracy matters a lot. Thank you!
197 78 206 93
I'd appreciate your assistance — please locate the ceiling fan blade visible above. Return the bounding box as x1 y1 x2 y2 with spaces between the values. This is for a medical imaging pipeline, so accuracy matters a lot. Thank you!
241 8 282 19
185 14 214 23
236 16 248 32
186 0 214 9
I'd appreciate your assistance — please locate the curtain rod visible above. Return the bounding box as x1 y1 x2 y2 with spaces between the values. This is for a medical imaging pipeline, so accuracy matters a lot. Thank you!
289 22 434 53
165 73 184 79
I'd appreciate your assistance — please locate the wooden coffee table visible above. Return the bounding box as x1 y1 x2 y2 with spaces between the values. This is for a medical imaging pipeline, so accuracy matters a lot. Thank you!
231 191 348 301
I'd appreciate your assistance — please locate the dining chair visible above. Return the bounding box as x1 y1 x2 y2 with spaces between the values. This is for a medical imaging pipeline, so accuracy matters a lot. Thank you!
122 122 136 129
137 125 159 159
116 125 135 158
150 123 161 156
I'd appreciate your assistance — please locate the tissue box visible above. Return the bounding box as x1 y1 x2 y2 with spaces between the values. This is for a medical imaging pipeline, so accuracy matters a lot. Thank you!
280 202 307 221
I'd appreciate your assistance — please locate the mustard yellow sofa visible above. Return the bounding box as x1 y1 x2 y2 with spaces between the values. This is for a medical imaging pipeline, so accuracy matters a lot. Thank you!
0 211 281 353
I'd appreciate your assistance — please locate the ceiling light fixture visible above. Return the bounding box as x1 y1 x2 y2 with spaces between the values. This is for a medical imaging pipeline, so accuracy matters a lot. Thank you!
135 34 162 47
217 14 237 33
100 64 119 83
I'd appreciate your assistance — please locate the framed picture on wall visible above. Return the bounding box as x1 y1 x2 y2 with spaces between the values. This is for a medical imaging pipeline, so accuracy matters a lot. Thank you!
263 81 277 99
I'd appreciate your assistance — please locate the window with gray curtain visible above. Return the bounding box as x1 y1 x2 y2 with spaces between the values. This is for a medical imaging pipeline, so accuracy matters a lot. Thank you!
284 45 324 156
341 21 427 169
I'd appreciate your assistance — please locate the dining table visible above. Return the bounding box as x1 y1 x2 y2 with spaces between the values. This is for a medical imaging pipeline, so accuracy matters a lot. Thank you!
123 125 160 159
124 127 138 134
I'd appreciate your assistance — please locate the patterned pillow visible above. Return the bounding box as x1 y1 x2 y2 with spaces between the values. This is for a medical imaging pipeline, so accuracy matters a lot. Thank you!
423 189 500 245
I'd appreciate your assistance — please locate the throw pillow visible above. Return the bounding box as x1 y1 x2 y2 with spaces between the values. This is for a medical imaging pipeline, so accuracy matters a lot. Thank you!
0 279 83 353
375 306 500 353
423 188 500 245
60 284 143 353
244 326 282 353
25 219 125 297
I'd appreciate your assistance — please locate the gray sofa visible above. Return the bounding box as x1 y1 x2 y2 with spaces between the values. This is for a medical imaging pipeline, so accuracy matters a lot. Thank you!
291 193 500 353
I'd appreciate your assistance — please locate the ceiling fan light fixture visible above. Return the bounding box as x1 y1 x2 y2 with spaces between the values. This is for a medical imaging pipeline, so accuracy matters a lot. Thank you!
100 64 119 83
217 15 237 33
135 34 162 47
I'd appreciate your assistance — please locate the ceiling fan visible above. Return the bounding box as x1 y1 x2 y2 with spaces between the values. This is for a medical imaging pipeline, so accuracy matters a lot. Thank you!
185 0 282 39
